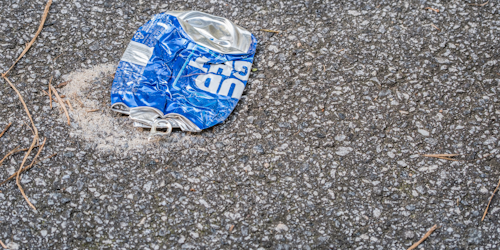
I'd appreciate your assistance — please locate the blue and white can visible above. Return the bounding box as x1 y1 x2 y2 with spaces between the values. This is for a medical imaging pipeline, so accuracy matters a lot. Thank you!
111 11 257 135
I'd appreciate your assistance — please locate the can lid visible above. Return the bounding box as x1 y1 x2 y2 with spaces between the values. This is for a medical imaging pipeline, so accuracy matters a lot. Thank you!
166 11 252 54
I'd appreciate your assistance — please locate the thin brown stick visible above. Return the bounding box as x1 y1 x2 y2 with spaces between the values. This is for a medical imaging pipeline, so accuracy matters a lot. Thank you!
0 239 7 249
56 80 71 88
430 24 440 31
422 154 458 157
0 145 42 167
86 109 100 112
48 76 53 108
53 51 64 62
15 138 46 211
2 76 39 211
2 77 38 136
422 154 459 161
24 138 46 172
0 146 21 167
23 120 35 135
424 7 440 13
0 122 12 139
50 85 70 125
260 29 280 33
2 0 53 77
73 93 84 108
407 224 438 250
482 178 500 221
66 99 74 112
469 1 489 6
0 153 56 187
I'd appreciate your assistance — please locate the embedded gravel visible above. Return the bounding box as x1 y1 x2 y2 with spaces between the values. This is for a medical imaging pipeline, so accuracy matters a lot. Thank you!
1 0 500 249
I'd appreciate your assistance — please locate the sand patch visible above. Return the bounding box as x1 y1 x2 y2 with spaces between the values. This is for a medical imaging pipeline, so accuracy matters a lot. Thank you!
59 64 154 152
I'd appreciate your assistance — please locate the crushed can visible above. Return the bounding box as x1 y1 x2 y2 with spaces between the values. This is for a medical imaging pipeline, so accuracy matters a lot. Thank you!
110 11 257 136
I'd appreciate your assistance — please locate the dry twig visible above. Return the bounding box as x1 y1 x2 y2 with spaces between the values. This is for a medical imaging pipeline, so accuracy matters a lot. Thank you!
482 178 500 221
56 80 71 88
48 76 53 108
0 122 12 139
2 0 52 77
260 29 280 33
422 154 459 161
229 225 235 232
0 239 7 249
50 85 70 125
0 145 41 167
469 1 489 6
2 76 39 211
0 0 52 212
0 146 21 167
73 93 84 108
0 153 56 187
407 224 438 250
53 51 64 62
66 99 74 112
424 7 440 13
430 24 440 31
86 109 100 112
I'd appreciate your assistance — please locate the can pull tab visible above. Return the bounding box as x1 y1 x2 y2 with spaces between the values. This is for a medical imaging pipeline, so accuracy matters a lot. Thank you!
149 118 172 140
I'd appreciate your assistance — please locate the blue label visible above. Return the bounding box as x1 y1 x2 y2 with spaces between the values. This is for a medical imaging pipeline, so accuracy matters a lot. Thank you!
111 13 257 130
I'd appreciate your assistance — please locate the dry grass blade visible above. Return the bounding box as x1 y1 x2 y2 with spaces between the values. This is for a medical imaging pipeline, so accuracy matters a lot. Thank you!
66 99 74 111
2 0 52 77
56 80 71 88
0 146 21 167
431 24 440 31
260 29 280 33
423 154 459 157
2 77 38 135
469 1 489 6
0 239 7 249
482 178 500 221
424 7 440 13
50 85 70 125
407 224 438 250
2 76 39 211
0 145 42 167
86 109 100 112
48 76 53 108
0 153 56 187
422 154 459 161
15 138 46 211
73 93 84 108
0 122 12 139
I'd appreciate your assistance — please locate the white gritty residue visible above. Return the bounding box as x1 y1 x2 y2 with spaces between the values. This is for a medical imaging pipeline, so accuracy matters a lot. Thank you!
59 64 161 152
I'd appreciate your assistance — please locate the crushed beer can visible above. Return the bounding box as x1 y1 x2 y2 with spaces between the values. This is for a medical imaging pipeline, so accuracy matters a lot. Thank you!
110 11 257 136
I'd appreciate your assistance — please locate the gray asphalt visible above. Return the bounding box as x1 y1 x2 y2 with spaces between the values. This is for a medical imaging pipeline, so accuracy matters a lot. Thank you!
1 0 500 249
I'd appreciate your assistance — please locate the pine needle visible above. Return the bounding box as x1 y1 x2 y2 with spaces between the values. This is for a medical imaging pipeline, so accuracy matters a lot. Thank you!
50 85 71 125
0 122 12 139
2 76 39 211
2 0 52 77
0 239 7 249
260 29 280 33
0 145 41 167
48 76 53 109
0 153 56 187
407 225 438 250
482 178 500 221
469 1 489 6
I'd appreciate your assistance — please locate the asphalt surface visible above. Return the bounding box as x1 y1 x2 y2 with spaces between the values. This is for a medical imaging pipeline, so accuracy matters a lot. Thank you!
1 0 500 249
